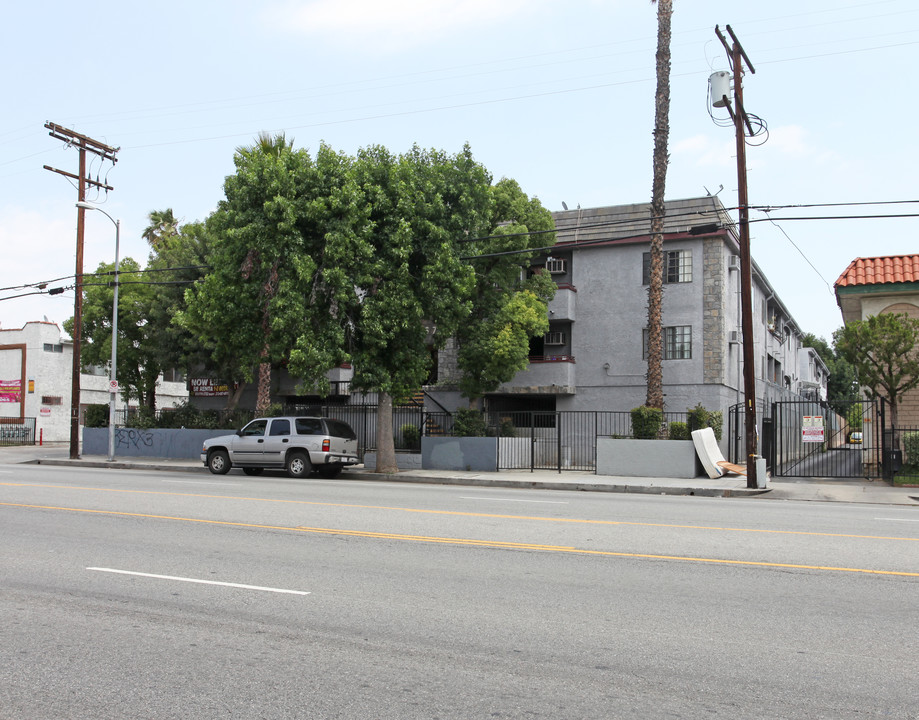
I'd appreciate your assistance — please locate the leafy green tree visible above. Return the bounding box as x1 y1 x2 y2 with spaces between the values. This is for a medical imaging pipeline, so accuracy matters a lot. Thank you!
801 332 859 413
340 144 492 472
834 313 919 438
65 257 161 408
180 135 350 416
456 178 556 406
145 219 214 388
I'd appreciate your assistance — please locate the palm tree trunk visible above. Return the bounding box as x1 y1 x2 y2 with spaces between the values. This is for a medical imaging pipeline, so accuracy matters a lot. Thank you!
646 0 673 411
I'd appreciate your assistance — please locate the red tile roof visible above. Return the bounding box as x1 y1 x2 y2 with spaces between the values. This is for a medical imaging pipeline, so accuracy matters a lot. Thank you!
835 255 919 288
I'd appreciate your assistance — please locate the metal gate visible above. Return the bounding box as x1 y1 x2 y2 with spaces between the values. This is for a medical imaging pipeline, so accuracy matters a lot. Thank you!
768 400 884 479
492 411 601 472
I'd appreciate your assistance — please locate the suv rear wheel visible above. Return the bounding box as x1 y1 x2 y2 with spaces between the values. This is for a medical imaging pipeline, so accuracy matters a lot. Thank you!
287 451 312 479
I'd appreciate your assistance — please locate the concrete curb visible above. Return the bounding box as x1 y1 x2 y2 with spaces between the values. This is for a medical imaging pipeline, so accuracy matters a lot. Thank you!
31 458 770 498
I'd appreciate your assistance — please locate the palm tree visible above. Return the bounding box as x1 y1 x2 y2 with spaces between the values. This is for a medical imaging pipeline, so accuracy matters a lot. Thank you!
646 0 673 411
142 209 180 250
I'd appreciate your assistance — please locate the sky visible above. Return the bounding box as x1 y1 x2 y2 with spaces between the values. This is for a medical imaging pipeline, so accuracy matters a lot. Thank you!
1 0 917 344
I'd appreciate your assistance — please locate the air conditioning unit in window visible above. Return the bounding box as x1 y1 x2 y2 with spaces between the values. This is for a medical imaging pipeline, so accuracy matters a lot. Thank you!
544 331 566 346
728 255 740 270
545 257 567 274
728 330 740 344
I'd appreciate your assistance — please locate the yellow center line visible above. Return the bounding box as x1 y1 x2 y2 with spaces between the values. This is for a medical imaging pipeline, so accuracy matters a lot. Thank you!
2 501 918 578
2 480 918 543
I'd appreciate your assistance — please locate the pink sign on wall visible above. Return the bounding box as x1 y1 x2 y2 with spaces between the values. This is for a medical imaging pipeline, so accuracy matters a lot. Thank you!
0 379 22 403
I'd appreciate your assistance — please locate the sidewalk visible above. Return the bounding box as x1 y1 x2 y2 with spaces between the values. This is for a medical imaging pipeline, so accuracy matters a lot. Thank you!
3 442 917 505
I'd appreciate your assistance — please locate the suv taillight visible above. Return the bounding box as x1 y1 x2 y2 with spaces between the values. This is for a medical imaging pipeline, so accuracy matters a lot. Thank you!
322 439 330 452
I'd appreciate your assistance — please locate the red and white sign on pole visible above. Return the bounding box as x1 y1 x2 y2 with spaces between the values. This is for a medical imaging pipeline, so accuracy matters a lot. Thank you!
802 415 825 443
109 380 119 393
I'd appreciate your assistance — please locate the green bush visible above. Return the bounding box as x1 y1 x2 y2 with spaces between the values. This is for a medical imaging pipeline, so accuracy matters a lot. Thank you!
401 423 421 450
903 431 919 467
668 421 689 441
497 417 517 438
454 408 488 437
631 406 663 439
84 404 109 428
687 403 723 442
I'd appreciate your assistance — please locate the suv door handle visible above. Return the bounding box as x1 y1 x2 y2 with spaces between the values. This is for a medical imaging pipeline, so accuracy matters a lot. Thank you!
257 439 264 443
282 438 289 443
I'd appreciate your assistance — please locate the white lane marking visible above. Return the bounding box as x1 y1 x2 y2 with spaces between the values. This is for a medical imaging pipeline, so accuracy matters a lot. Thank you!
160 480 235 486
87 567 310 595
460 496 568 504
875 517 919 523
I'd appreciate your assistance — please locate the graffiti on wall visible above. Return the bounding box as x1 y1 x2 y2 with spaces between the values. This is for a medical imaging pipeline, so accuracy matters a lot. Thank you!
115 428 154 449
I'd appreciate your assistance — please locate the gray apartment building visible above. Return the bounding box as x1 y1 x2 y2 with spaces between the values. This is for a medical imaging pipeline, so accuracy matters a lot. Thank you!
430 195 828 421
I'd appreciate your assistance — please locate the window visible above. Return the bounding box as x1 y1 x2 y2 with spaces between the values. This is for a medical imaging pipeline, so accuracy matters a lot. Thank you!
241 419 268 437
642 250 692 284
43 343 63 353
269 419 290 436
643 326 692 360
162 367 186 383
296 418 323 435
545 257 567 274
665 326 692 359
544 331 566 346
41 396 63 405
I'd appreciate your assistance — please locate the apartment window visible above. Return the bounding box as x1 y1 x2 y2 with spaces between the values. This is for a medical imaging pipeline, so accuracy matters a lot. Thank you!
544 331 566 346
665 326 692 359
642 250 692 284
643 325 692 360
162 367 186 383
41 396 63 405
545 257 567 274
43 343 63 353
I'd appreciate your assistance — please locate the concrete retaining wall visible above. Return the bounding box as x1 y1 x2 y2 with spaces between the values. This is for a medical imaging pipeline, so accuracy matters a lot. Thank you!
361 451 423 471
597 438 700 479
83 427 229 459
422 437 498 472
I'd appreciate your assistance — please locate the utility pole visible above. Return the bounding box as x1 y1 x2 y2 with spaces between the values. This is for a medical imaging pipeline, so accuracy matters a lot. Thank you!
44 122 118 459
713 26 759 489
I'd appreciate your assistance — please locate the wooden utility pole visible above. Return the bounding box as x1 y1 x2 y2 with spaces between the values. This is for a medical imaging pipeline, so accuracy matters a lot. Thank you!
44 122 118 459
714 26 759 489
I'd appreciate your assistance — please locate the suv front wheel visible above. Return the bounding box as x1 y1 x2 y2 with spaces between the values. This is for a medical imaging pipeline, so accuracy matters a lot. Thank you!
207 450 231 475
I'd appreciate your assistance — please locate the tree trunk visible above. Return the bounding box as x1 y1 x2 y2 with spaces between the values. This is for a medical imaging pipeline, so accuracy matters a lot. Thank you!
646 0 672 412
374 392 399 473
255 351 271 416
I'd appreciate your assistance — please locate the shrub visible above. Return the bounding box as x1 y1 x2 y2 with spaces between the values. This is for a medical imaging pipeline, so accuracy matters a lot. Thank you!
497 417 517 438
631 406 663 439
401 423 421 450
454 408 488 437
668 421 689 441
84 404 109 428
903 431 919 467
687 403 723 442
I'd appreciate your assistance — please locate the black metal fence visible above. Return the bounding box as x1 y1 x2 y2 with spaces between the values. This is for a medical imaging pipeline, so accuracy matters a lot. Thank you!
0 417 36 446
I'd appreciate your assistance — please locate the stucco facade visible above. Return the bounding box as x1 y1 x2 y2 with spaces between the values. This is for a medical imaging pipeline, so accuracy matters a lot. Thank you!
0 321 189 442
430 196 827 420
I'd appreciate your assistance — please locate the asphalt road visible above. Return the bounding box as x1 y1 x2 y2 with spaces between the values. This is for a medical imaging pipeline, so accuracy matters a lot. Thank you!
2 463 918 719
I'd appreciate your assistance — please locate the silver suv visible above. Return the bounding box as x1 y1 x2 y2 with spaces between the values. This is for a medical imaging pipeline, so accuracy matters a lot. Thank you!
202 416 359 478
